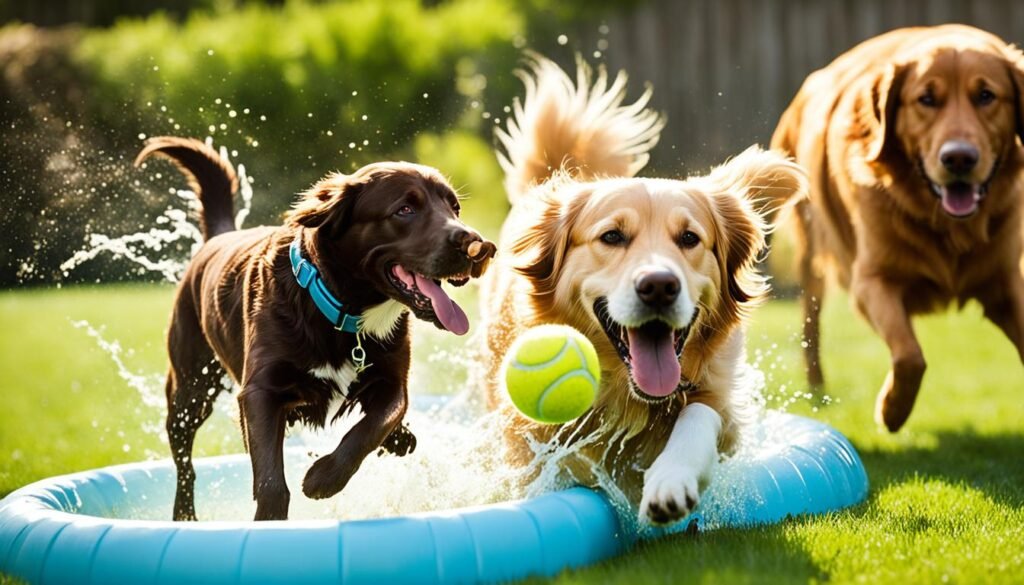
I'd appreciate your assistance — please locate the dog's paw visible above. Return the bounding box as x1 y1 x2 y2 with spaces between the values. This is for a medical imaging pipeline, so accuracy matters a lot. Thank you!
640 465 700 525
379 423 417 457
302 455 355 500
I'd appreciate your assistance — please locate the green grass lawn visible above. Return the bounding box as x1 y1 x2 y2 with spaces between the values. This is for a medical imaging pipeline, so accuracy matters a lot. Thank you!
1 284 1022 584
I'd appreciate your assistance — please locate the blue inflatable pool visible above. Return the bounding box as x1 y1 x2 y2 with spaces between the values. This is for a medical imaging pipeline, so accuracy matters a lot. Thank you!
0 413 867 584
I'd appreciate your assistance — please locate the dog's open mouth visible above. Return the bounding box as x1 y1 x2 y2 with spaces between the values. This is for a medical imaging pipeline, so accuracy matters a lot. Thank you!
921 157 999 219
929 180 985 218
594 298 693 403
388 265 470 335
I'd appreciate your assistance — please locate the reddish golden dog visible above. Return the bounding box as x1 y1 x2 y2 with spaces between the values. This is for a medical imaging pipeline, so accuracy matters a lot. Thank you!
772 25 1024 431
483 56 806 525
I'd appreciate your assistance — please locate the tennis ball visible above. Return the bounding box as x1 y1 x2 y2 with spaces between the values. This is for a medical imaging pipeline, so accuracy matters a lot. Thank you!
504 325 600 424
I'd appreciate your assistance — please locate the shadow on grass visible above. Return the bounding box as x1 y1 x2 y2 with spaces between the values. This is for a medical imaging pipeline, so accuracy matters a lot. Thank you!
531 524 824 585
856 431 1024 508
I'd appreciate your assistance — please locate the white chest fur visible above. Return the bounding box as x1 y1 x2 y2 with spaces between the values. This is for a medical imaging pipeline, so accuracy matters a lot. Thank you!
309 361 358 398
360 299 408 341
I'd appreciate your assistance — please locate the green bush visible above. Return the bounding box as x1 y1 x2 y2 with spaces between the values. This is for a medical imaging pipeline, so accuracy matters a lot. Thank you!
74 0 524 222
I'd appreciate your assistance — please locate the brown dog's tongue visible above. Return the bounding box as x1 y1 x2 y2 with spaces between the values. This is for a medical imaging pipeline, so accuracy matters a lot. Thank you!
626 326 680 398
412 274 469 335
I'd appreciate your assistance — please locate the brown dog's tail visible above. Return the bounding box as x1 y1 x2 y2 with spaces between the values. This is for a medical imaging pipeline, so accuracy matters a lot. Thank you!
496 53 665 203
134 137 238 239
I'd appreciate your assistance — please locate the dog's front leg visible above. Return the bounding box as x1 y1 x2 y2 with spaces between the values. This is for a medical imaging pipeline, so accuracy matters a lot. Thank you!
302 378 408 500
239 385 292 521
640 402 722 525
851 273 925 432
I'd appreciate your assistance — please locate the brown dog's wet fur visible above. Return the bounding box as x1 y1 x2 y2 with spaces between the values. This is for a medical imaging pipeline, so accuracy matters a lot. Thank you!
137 137 494 521
772 25 1024 431
484 57 806 524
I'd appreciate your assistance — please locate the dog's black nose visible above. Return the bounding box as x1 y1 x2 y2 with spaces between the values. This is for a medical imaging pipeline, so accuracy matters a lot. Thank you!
939 141 979 175
448 227 474 249
635 270 680 308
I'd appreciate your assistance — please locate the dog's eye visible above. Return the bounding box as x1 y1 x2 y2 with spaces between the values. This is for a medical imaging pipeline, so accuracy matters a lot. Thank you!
599 229 627 246
977 88 996 106
917 91 937 107
395 205 415 217
678 231 701 249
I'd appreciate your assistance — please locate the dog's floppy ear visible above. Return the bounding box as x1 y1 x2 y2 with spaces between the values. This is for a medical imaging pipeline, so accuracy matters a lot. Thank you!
288 172 364 238
511 184 589 307
1003 44 1024 145
704 147 808 312
863 63 907 162
705 145 809 220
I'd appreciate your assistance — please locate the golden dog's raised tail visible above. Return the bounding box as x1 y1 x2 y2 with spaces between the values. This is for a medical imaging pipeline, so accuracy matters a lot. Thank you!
496 53 666 202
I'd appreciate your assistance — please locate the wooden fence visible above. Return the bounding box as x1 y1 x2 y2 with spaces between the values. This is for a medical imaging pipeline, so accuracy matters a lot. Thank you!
567 0 1024 174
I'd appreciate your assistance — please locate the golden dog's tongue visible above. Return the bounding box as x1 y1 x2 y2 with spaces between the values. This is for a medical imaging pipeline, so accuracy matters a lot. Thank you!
626 326 680 397
412 273 469 335
940 183 980 217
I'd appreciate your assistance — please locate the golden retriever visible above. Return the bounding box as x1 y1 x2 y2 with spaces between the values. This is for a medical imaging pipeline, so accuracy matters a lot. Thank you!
771 25 1024 432
482 56 807 525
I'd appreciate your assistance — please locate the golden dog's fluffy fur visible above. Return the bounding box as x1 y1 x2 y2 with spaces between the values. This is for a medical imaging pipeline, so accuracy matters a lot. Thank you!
772 25 1024 432
482 56 807 524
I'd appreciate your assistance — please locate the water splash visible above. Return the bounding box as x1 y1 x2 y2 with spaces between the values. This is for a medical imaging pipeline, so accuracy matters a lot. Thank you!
59 139 253 283
70 320 166 408
70 319 241 458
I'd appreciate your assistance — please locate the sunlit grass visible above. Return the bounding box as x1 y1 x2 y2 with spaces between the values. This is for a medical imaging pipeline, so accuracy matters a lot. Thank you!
1 284 1022 583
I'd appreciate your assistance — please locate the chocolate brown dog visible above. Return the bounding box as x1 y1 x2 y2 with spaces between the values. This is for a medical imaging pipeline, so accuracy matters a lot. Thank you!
136 137 495 521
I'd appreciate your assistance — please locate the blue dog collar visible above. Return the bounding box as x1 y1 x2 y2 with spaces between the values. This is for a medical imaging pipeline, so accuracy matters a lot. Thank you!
289 233 361 334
